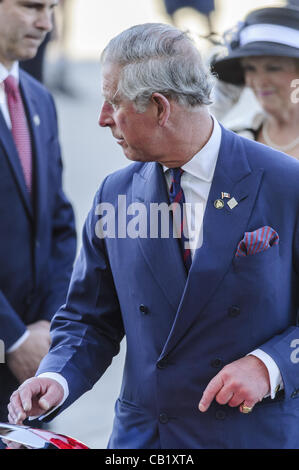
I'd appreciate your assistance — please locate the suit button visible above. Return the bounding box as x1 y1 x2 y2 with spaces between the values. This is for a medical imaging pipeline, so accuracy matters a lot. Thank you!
211 358 223 368
159 413 169 424
215 410 226 420
228 305 241 317
139 304 149 314
291 389 299 398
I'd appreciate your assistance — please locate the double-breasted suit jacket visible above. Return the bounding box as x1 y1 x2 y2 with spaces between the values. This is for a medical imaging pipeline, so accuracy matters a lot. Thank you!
38 126 299 448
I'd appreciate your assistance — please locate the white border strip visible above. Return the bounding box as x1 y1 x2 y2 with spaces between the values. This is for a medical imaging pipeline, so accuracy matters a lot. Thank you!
240 24 299 49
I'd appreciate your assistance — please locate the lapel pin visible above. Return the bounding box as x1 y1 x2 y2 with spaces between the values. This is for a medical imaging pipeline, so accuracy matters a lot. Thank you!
214 191 230 209
33 114 40 126
227 197 238 210
214 199 225 209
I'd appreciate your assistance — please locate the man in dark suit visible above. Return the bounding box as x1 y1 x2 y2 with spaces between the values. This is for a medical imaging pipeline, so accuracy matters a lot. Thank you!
7 22 299 448
0 0 76 424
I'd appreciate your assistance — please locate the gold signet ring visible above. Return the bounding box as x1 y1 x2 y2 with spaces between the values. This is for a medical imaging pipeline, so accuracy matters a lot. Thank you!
240 403 253 414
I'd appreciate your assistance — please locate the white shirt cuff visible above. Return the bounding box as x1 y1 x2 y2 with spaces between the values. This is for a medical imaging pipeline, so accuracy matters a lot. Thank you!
7 330 30 353
249 349 284 399
29 372 69 421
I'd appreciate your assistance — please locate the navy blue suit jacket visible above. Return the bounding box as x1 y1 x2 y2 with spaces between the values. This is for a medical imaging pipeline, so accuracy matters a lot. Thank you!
0 70 76 415
38 126 299 448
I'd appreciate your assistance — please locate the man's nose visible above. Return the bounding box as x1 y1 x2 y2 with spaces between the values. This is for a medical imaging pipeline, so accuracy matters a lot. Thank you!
35 9 53 33
99 102 114 127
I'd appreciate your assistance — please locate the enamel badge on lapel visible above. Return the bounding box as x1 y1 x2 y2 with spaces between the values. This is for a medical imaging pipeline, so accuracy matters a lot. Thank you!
227 197 238 210
214 199 224 209
214 192 230 210
214 192 239 211
33 114 40 126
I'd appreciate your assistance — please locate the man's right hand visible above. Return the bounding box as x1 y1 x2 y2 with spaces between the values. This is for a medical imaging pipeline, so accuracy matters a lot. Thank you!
7 377 64 424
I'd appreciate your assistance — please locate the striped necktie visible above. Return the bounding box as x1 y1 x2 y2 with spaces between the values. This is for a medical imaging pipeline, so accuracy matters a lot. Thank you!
4 75 32 193
168 167 192 271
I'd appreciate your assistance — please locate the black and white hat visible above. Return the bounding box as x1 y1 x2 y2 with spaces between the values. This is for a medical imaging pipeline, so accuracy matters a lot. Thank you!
212 6 299 85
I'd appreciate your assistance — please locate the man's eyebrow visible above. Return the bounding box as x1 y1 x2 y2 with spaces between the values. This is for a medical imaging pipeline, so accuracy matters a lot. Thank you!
19 1 58 7
102 89 120 103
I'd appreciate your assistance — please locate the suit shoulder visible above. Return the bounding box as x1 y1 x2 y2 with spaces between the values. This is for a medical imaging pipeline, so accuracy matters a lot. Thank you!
104 161 145 186
20 69 54 103
20 69 47 91
95 161 147 202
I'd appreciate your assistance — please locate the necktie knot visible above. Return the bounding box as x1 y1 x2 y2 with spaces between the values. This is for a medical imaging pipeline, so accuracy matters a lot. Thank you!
170 167 184 184
4 75 19 99
169 167 184 199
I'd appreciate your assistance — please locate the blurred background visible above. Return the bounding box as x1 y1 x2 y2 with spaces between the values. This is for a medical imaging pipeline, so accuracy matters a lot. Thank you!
26 0 296 448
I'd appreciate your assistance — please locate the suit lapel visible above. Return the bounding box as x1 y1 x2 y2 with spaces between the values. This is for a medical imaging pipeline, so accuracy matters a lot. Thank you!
20 73 48 232
0 98 33 218
159 127 264 359
132 162 187 311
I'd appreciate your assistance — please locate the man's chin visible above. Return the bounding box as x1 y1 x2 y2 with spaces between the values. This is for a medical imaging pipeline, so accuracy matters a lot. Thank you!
122 147 155 163
123 151 145 162
122 148 138 162
18 45 41 62
23 49 39 60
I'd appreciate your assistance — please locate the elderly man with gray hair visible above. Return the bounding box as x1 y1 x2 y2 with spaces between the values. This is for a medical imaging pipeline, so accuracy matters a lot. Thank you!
7 22 299 449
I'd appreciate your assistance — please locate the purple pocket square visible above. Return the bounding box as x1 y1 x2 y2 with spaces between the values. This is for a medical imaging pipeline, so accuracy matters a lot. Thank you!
235 226 279 258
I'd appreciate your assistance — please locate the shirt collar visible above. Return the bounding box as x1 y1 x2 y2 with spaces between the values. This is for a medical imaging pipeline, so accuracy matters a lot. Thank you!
0 62 20 85
163 115 222 183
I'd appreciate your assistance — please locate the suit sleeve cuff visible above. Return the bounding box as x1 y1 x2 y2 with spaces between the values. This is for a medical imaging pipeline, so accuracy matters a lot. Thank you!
249 349 284 399
6 330 30 353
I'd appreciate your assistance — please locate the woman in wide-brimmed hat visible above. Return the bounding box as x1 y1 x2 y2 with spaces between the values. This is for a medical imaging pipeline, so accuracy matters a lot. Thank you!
212 6 299 159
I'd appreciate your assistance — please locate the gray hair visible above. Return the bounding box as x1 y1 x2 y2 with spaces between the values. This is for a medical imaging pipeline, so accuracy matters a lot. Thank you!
101 23 214 112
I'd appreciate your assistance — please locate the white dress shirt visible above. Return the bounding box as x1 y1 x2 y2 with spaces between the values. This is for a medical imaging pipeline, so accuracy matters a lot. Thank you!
0 61 19 129
37 116 282 418
163 115 221 256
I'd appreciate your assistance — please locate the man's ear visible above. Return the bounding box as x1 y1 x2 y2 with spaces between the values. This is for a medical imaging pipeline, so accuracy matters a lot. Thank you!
151 93 170 126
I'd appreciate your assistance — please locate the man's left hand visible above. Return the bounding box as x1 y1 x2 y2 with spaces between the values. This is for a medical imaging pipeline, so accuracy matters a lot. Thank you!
6 320 51 384
198 355 270 413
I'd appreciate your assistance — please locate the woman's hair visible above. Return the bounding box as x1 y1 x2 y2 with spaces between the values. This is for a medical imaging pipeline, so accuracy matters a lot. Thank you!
101 23 215 112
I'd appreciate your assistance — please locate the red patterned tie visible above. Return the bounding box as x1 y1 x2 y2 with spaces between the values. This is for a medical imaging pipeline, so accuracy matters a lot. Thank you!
4 75 32 192
169 168 192 271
